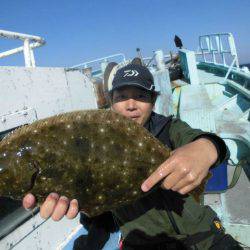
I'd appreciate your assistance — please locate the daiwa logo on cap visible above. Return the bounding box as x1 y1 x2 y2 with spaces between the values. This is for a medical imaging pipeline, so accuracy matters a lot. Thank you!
123 69 139 77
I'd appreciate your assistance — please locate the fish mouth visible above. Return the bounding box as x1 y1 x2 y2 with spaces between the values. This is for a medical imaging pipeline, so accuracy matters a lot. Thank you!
28 161 41 192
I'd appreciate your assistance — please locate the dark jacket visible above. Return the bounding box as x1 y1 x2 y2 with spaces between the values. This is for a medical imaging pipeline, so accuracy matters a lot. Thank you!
144 112 228 166
113 112 229 249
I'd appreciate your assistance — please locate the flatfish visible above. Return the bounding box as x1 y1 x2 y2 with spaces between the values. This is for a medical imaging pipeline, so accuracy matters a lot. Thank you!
0 110 207 217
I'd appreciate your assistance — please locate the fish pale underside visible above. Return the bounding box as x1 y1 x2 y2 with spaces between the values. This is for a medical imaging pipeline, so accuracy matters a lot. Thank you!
0 109 210 217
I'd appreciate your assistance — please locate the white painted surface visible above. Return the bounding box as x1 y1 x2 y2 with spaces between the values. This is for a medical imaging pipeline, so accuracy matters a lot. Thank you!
0 108 37 133
0 213 81 250
179 49 200 85
153 69 173 116
154 50 165 71
0 67 98 121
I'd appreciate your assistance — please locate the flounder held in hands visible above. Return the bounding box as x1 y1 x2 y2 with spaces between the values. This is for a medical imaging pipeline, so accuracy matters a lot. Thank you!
0 110 208 217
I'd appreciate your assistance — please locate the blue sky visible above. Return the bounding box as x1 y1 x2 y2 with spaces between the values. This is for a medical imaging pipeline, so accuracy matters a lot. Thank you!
0 0 249 67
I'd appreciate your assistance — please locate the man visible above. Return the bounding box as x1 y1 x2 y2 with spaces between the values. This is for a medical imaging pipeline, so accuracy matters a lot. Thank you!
23 64 242 249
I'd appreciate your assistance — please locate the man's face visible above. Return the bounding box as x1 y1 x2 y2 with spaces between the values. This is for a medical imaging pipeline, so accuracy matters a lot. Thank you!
111 86 154 125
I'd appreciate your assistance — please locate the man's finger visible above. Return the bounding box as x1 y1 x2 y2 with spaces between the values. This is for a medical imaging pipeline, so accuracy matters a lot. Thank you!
141 158 174 192
51 196 70 221
160 170 186 190
171 177 189 192
66 199 79 219
172 171 200 193
178 184 197 195
40 193 59 219
22 193 36 210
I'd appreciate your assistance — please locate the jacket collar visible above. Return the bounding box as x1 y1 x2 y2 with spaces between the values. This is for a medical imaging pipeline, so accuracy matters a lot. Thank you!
143 112 172 137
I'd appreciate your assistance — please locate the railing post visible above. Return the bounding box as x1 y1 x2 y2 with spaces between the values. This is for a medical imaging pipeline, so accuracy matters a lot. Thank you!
101 60 108 74
0 29 45 67
155 50 165 70
30 49 36 67
23 39 33 67
228 33 239 68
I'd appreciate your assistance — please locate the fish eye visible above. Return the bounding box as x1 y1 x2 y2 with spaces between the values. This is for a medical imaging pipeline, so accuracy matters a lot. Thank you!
0 164 5 173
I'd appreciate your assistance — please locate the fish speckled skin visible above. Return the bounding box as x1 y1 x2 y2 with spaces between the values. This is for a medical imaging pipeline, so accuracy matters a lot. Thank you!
0 110 208 217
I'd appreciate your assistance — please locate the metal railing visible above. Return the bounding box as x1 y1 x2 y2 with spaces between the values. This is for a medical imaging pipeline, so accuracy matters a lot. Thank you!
0 30 45 67
143 53 171 67
198 33 239 68
70 53 126 73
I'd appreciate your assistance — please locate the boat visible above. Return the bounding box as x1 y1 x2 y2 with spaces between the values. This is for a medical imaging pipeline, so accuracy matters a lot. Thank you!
0 29 249 249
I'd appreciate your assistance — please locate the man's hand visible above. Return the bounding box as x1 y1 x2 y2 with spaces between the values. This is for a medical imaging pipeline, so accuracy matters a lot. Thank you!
22 193 79 221
141 138 218 194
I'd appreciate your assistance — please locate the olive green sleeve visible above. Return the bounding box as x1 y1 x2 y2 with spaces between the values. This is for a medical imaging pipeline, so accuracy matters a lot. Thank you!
169 118 229 167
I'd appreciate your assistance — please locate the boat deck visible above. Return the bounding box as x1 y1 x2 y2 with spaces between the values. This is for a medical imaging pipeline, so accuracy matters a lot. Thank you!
172 65 250 247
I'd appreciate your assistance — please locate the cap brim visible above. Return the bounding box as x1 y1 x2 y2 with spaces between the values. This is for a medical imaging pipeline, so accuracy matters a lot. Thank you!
110 81 158 93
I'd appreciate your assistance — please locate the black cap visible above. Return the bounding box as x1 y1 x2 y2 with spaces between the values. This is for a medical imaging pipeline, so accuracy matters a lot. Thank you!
111 64 156 92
